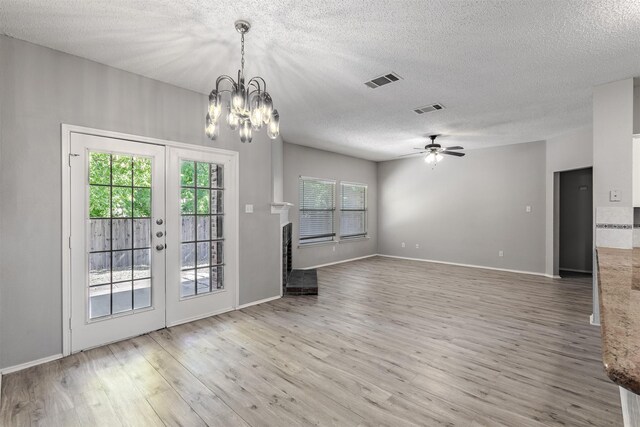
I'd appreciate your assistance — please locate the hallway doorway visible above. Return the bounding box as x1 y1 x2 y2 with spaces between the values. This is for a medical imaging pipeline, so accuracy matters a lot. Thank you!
558 167 593 277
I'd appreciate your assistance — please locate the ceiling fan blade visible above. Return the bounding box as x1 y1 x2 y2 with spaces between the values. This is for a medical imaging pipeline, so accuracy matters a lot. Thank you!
398 151 426 157
413 147 426 150
444 146 464 150
441 151 465 157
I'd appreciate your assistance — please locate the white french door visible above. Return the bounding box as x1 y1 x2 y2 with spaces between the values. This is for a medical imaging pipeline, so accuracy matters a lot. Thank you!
165 147 238 326
70 133 166 352
68 131 237 352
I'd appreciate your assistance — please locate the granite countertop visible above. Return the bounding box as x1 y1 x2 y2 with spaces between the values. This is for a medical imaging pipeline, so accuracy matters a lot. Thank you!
597 247 640 394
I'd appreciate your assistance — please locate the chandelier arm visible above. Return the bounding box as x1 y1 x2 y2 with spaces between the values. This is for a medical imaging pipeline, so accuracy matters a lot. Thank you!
215 75 238 91
248 80 262 93
247 77 267 92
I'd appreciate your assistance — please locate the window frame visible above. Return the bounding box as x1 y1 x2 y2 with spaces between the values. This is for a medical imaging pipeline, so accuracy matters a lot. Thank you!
339 181 368 240
298 176 337 245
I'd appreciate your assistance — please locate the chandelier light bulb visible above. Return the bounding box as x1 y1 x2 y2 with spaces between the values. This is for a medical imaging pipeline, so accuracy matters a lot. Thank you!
262 93 273 124
239 120 253 143
425 153 435 164
232 82 246 113
205 114 219 140
267 109 280 139
436 153 444 162
227 105 239 130
205 20 279 143
208 90 222 121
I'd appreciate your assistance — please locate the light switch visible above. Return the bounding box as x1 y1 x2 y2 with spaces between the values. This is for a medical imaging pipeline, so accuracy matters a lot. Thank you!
245 204 254 213
610 190 621 202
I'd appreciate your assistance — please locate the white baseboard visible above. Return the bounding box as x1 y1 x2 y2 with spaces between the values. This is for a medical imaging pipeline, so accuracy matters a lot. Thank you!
1 353 63 376
238 295 281 309
590 314 601 326
376 254 550 278
299 254 377 270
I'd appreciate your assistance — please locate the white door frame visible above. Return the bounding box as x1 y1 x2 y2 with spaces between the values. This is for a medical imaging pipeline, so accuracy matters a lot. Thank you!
61 124 240 356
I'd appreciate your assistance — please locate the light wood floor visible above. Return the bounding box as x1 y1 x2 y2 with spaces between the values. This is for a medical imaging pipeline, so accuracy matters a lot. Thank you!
1 256 622 426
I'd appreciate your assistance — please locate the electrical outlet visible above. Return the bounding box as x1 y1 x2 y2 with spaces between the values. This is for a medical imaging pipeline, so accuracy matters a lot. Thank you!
401 242 405 248
415 244 420 249
610 190 621 202
525 205 532 213
499 250 504 257
332 246 336 252
245 204 254 213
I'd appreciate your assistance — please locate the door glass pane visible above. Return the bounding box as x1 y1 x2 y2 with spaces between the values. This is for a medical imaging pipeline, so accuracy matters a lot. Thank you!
112 219 132 250
134 279 151 309
112 187 133 218
112 155 132 186
180 160 224 297
86 150 154 319
197 216 210 241
89 285 111 318
133 188 151 217
112 282 133 314
133 219 151 249
181 271 196 297
112 250 132 282
181 216 195 241
89 219 111 251
89 186 110 218
133 249 151 279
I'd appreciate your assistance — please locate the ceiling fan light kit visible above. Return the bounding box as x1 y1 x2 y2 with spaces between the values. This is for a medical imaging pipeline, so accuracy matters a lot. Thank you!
400 135 466 167
205 20 280 143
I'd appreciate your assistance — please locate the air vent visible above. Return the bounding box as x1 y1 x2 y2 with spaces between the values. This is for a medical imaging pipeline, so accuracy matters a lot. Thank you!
364 72 402 88
413 103 445 115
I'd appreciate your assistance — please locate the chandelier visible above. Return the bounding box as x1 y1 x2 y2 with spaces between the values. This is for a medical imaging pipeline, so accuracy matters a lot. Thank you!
205 20 280 143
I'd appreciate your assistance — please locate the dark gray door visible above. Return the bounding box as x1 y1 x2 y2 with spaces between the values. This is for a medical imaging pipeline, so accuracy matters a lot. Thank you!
559 167 593 274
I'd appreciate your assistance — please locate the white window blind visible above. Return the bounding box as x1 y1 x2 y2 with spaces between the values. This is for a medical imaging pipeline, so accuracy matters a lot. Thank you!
299 177 336 244
340 183 367 238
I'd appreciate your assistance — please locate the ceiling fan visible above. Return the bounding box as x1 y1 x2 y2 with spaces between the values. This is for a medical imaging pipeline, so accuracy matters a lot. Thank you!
399 135 465 164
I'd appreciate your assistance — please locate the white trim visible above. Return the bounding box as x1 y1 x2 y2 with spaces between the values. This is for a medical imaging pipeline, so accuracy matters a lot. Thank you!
61 124 240 356
300 254 377 270
166 306 235 328
299 175 336 184
1 354 64 375
590 314 601 326
376 254 553 278
298 240 338 248
238 295 281 309
338 236 370 243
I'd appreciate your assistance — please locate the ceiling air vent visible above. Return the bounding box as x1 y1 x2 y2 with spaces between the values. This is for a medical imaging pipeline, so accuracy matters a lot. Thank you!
413 103 445 115
364 72 402 88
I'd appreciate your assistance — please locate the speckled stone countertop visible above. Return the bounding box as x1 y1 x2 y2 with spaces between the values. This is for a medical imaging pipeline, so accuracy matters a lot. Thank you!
596 247 640 394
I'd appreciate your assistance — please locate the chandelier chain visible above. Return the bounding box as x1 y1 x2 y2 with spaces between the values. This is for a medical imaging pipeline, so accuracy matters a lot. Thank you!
240 32 245 75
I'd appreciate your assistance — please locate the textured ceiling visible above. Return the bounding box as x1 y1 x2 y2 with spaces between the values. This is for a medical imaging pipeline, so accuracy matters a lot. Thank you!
2 0 640 160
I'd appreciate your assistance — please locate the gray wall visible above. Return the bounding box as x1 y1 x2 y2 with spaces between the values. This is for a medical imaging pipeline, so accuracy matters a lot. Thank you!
283 142 377 268
592 78 634 323
544 127 593 276
0 36 281 369
377 141 547 274
559 168 593 273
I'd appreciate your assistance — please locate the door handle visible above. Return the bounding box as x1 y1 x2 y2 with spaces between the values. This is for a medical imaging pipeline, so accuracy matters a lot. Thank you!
156 244 166 251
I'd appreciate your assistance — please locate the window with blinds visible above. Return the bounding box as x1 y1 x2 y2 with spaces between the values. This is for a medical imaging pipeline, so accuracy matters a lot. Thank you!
340 182 367 239
299 177 336 244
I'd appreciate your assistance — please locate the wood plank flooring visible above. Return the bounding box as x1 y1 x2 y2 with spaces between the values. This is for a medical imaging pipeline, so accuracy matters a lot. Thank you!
0 256 622 426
